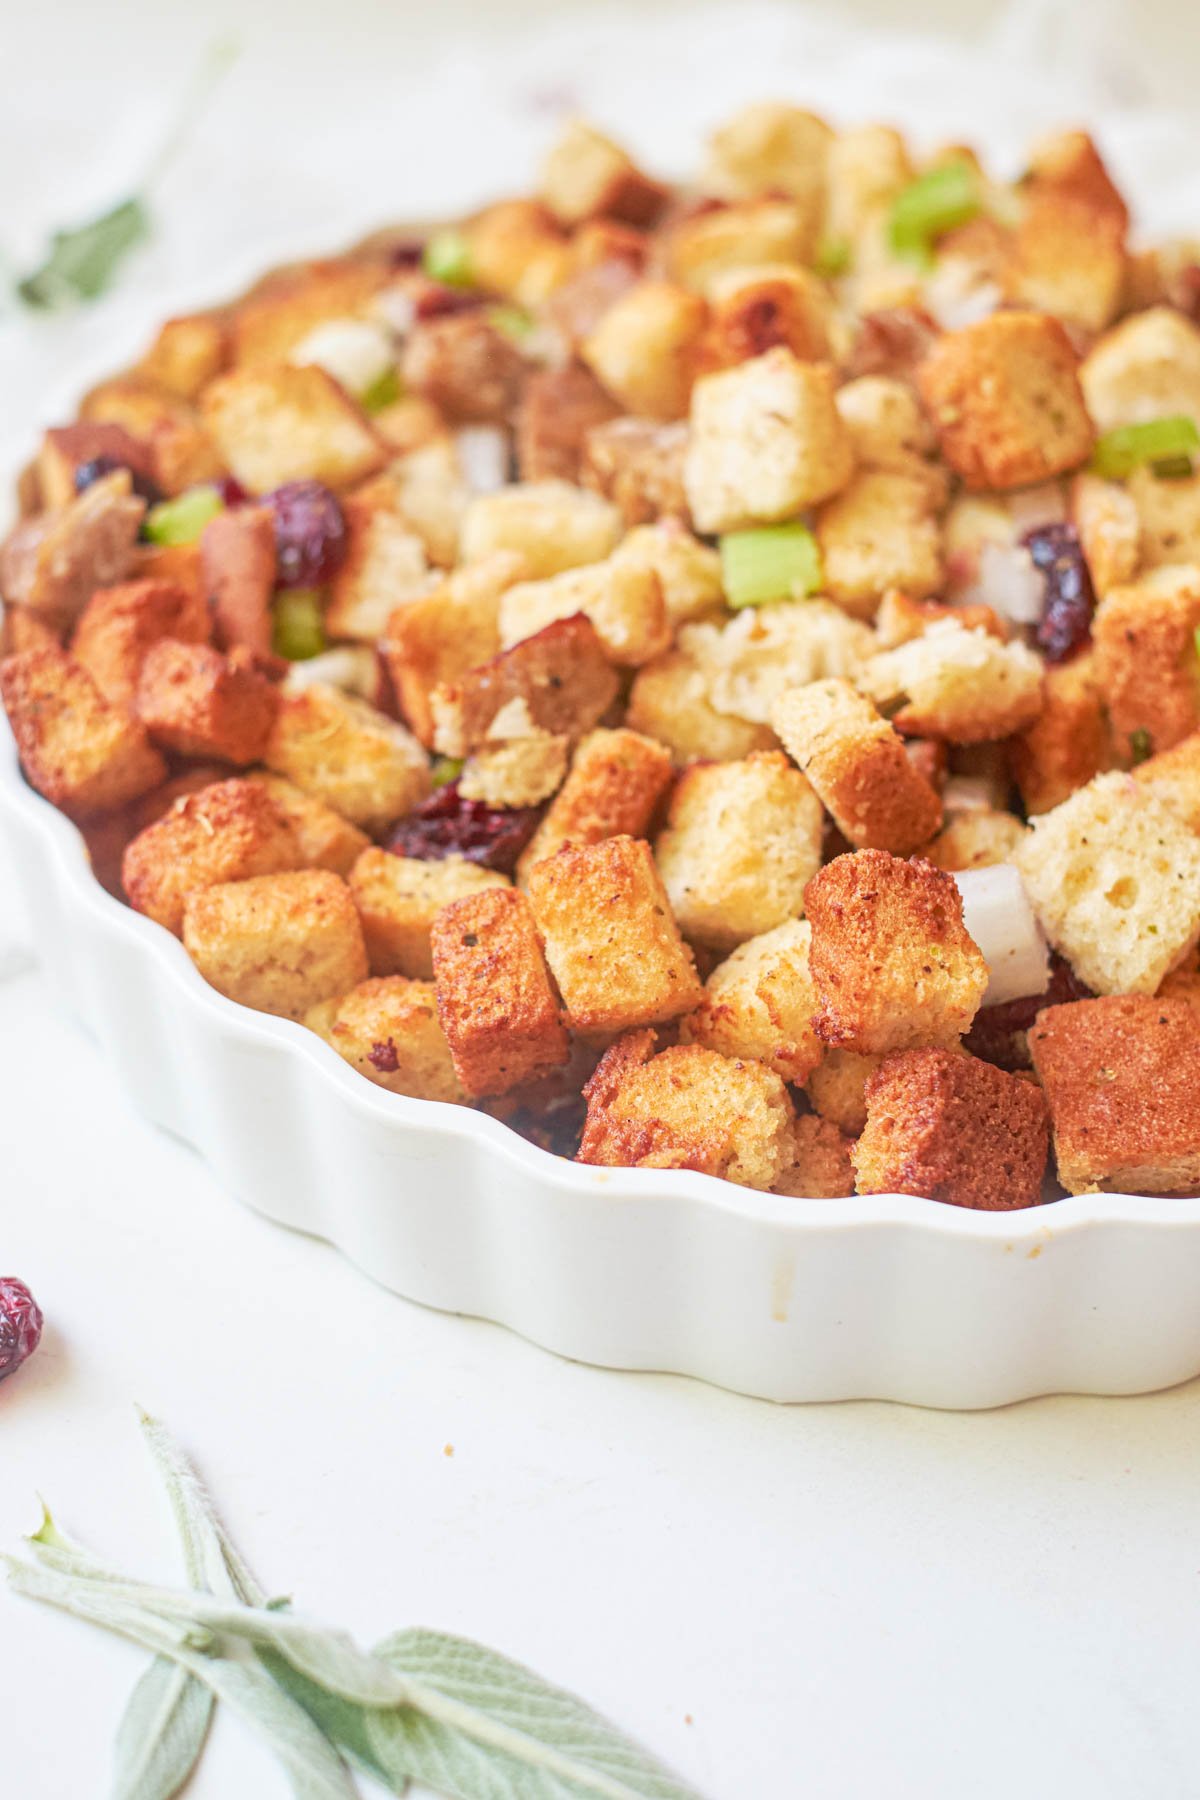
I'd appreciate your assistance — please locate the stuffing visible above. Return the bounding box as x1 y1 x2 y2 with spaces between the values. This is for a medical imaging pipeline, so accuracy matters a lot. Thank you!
246 773 369 875
430 887 570 1097
382 552 516 748
324 485 430 642
815 470 943 618
0 469 145 626
497 554 669 665
305 975 464 1103
71 577 210 707
703 262 837 369
201 504 277 656
428 614 618 759
457 730 570 807
122 777 304 935
1 645 166 822
771 1113 856 1198
459 479 622 578
582 281 708 421
1079 306 1200 432
805 849 988 1053
625 648 776 764
136 312 228 400
610 522 724 627
1069 473 1141 595
859 619 1044 743
655 752 823 950
580 417 691 526
1126 466 1200 571
516 727 673 879
666 200 817 294
264 682 431 831
679 597 874 727
1004 190 1126 332
1009 651 1112 815
1 606 59 656
920 809 1027 872
1092 564 1200 758
349 847 509 978
680 917 822 1082
515 365 620 484
1023 129 1128 225
805 1047 882 1136
539 119 667 228
200 363 384 492
873 586 1005 649
1132 728 1200 831
183 868 368 1019
80 378 222 495
400 313 527 424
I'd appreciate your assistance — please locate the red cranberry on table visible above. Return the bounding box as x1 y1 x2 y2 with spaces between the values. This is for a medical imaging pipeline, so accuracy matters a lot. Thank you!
266 480 349 589
0 1277 43 1382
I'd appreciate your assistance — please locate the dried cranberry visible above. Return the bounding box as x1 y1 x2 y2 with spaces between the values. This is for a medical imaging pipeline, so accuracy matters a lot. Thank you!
219 476 250 508
267 480 348 588
368 1039 400 1073
965 954 1093 1070
74 454 162 508
388 238 426 269
385 781 542 874
1023 522 1096 663
0 1277 43 1382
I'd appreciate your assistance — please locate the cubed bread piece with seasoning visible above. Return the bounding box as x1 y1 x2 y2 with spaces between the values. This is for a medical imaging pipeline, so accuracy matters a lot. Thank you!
430 886 569 1097
136 311 228 400
400 313 527 424
1126 466 1200 571
265 682 430 831
516 728 674 882
305 975 465 1103
0 469 145 626
577 1029 796 1190
246 773 369 875
1 645 166 822
201 504 277 656
201 363 384 493
582 281 708 421
1093 564 1200 759
349 847 509 978
516 364 620 484
1004 191 1126 332
678 599 874 729
460 480 621 579
771 1113 856 1199
1069 473 1141 596
626 648 777 763
666 200 816 294
387 437 470 567
704 262 837 370
815 471 943 619
1079 306 1200 433
680 917 822 1083
1014 771 1200 995
771 678 943 853
229 259 386 367
704 102 831 219
324 485 430 642
860 619 1044 743
580 418 691 526
71 577 210 707
834 377 947 507
122 777 304 935
80 378 222 495
383 552 517 748
526 835 701 1032
1029 995 1200 1194
806 849 988 1053
852 1048 1049 1209
464 199 571 309
874 586 1006 649
183 868 368 1020
805 1047 883 1136
1 606 60 656
135 640 280 766
918 312 1095 491
497 555 669 666
1133 728 1200 832
655 752 823 950
36 421 157 512
540 119 667 226
824 124 913 245
429 615 619 760
1010 651 1112 816
611 522 724 627
920 808 1027 872
457 730 569 808
684 350 855 532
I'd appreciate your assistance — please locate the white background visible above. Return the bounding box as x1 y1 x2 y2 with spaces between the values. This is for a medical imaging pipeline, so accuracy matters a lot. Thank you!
4 3 1200 1795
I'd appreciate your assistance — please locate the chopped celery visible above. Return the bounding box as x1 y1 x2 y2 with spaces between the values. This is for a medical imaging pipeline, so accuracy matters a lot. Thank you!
272 589 327 662
422 229 474 288
888 163 980 267
142 485 223 546
1150 453 1196 480
361 366 401 414
431 756 465 789
1091 415 1200 480
719 523 823 608
813 236 852 279
488 304 535 342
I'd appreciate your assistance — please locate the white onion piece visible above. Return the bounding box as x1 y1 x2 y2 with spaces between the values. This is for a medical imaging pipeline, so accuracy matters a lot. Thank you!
941 775 999 815
371 286 418 337
923 268 1002 331
283 647 383 706
953 865 1050 1007
974 539 1044 625
290 318 395 399
455 425 510 494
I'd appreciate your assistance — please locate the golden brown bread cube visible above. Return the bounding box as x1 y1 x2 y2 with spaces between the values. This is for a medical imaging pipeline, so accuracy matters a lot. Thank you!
1004 191 1126 333
919 808 1026 873
1023 128 1128 225
582 281 708 421
71 577 211 707
1079 306 1200 434
429 615 619 760
1069 473 1141 597
852 1048 1049 1209
1 606 60 656
229 259 386 366
37 422 156 512
80 378 222 495
834 377 947 508
183 868 368 1020
382 553 516 748
526 835 701 1033
805 1047 883 1136
1126 465 1200 571
625 647 777 764
918 312 1095 491
245 773 369 875
265 682 430 831
464 199 571 309
577 1029 795 1190
516 727 674 882
655 752 823 950
400 313 527 424
0 469 145 626
1 645 166 822
136 311 228 399
1028 996 1200 1195
859 619 1044 744
771 1113 855 1199
200 363 384 493
349 847 509 978
704 102 831 211
816 470 943 619
665 200 816 294
539 119 667 228
457 731 569 809
703 262 836 370
122 777 304 934
515 364 620 484
459 480 621 579
430 887 570 1098
771 678 943 854
323 485 429 643
1092 565 1200 759
1009 651 1112 816
806 849 988 1054
201 504 277 656
305 975 465 1103
497 555 669 666
387 436 470 567
580 417 691 527
1132 728 1200 832
610 522 723 628
680 917 822 1083
135 640 280 765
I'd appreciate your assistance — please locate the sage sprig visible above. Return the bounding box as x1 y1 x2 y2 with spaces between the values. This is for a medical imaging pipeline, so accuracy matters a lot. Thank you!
5 1414 703 1800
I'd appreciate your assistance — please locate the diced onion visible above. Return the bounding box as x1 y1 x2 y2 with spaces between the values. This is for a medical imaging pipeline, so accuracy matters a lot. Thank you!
455 426 510 495
974 540 1044 625
923 268 1001 331
372 286 418 337
941 775 999 815
953 865 1050 1007
291 318 396 401
282 646 382 703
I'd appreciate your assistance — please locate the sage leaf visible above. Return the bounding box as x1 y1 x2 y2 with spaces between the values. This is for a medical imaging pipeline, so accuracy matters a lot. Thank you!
17 198 149 309
111 1658 214 1800
138 1410 264 1605
258 1648 404 1790
368 1629 704 1800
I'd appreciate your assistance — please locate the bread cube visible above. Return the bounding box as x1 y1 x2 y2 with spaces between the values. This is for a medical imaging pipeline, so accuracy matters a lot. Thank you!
625 649 776 764
1092 564 1200 759
612 522 723 629
920 809 1026 872
122 777 304 933
1014 771 1200 995
771 678 943 853
655 752 823 950
136 311 227 399
37 421 156 512
135 640 280 765
0 469 145 626
815 471 943 619
1029 995 1200 1194
265 682 430 830
429 615 618 760
80 379 221 495
539 119 666 227
1079 305 1200 433
497 555 668 666
679 598 875 727
919 312 1095 491
400 313 526 424
201 504 277 657
230 259 386 367
1069 473 1141 596
806 849 988 1053
704 102 831 212
349 847 508 978
183 868 368 1019
1126 466 1200 571
1 606 60 656
389 436 470 567
824 124 913 245
71 577 210 707
860 619 1044 744
460 480 621 579
666 201 815 294
1133 729 1200 832
516 727 674 881
852 1048 1049 1209
684 350 855 532
1010 651 1112 815
582 281 708 421
457 730 569 807
577 1030 795 1190
771 1113 855 1198
1024 128 1129 225
307 975 465 1103
580 418 691 526
680 917 821 1082
246 773 368 875
324 486 429 642
834 376 947 507
874 586 1006 650
201 363 384 493
383 552 515 747
1004 191 1126 332
464 199 571 309
805 1047 882 1135
516 364 620 484
704 262 837 370
1 645 166 822
430 887 569 1097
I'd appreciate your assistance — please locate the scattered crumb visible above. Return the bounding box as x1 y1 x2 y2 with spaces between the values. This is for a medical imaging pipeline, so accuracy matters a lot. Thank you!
443 1443 455 1458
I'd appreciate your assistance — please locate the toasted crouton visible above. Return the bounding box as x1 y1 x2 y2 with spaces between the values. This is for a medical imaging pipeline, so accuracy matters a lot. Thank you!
771 678 943 853
1126 466 1200 571
860 619 1044 743
136 311 227 399
201 363 384 493
679 599 874 728
680 917 821 1082
824 124 914 245
684 349 855 532
1010 651 1112 815
382 552 516 747
429 615 618 760
1024 128 1129 225
497 555 668 666
666 200 817 294
36 422 156 512
1014 771 1200 995
806 850 988 1053
577 1030 795 1189
1132 729 1200 831
201 504 277 656
80 379 221 495
349 847 508 978
1079 306 1200 433
246 773 369 875
655 752 823 950
183 868 367 1019
460 480 622 579
703 102 831 214
1069 473 1141 595
1 645 166 822
324 487 429 642
122 777 303 933
582 281 707 421
580 418 691 526
805 1047 882 1135
1092 564 1200 759
815 470 943 618
135 641 279 765
611 522 723 627
539 119 667 227
431 887 569 1097
1 606 59 656
1029 996 1200 1194
305 975 464 1102
853 1048 1048 1209
457 731 569 807
400 313 527 424
516 727 674 881
834 377 947 507
464 199 572 308
515 364 620 484
230 260 386 366
703 262 836 369
71 577 210 707
265 683 430 830
388 437 470 567
920 809 1026 872
0 470 145 626
625 649 776 764
1004 191 1126 332
873 587 1006 649
919 311 1095 490
771 1113 855 1198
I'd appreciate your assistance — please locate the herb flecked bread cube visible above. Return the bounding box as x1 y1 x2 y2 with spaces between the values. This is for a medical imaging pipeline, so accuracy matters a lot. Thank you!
135 640 280 766
350 847 510 979
183 868 368 1019
200 362 384 492
245 773 369 876
516 727 674 882
71 577 211 707
1009 651 1112 816
1092 564 1200 760
680 917 823 1083
1132 728 1200 832
1 645 166 822
122 777 304 935
265 682 430 831
815 470 943 619
305 975 465 1103
771 1113 856 1198
430 886 570 1097
860 618 1044 744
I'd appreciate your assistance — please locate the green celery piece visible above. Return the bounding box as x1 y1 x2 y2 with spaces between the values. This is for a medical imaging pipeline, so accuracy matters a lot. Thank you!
272 590 327 662
18 197 149 309
362 367 402 414
431 757 464 789
488 305 534 342
719 523 823 608
1091 415 1200 480
888 163 980 266
143 487 224 547
813 236 852 278
422 229 474 288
